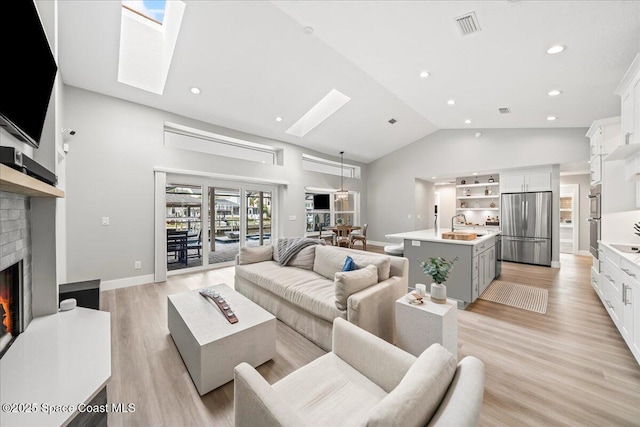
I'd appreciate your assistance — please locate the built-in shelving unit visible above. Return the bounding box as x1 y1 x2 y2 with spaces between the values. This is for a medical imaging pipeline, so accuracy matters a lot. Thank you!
455 174 500 225
0 164 64 198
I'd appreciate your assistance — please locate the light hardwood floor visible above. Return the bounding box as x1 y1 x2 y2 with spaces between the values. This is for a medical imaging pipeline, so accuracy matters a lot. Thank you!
101 249 640 426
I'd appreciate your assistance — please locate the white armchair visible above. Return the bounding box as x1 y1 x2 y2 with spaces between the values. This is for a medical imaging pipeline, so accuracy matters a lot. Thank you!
234 318 485 427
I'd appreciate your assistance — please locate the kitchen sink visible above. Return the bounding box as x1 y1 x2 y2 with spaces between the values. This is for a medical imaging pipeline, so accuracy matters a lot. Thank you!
610 243 640 254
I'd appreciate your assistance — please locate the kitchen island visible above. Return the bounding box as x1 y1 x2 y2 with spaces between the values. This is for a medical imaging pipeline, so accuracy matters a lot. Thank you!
385 228 501 308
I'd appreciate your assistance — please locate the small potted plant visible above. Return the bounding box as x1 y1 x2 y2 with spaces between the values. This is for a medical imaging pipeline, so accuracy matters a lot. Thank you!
418 256 458 304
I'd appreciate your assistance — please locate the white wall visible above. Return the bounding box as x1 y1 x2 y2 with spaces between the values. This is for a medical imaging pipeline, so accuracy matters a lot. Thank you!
63 86 367 284
368 128 590 245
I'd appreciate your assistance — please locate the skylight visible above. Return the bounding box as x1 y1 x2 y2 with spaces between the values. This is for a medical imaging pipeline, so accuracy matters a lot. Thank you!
286 89 351 137
122 0 166 25
118 0 185 95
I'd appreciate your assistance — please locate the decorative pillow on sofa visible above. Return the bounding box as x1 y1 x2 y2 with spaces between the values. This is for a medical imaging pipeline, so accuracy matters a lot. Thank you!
238 245 273 265
334 264 378 310
342 255 358 272
363 344 457 427
286 245 316 270
345 252 391 281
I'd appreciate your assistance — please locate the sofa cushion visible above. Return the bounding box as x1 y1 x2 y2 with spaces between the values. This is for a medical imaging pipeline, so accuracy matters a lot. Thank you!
273 353 387 427
238 245 273 265
235 261 346 322
287 245 316 270
313 246 391 282
363 344 457 427
334 264 378 310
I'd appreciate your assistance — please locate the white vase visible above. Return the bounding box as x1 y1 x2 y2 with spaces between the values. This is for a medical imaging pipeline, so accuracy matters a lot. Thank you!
430 282 447 304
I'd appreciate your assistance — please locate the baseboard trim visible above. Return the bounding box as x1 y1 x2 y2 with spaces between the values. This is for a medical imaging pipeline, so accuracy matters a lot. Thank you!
100 274 155 291
578 250 591 256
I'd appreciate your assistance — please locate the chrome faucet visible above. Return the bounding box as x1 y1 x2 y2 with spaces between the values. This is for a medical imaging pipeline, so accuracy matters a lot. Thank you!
451 214 466 232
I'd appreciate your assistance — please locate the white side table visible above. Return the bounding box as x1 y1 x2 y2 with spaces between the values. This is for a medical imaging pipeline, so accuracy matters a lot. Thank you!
395 295 458 359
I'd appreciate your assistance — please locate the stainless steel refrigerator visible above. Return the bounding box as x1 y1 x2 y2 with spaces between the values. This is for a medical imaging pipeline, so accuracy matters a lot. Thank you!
501 191 552 266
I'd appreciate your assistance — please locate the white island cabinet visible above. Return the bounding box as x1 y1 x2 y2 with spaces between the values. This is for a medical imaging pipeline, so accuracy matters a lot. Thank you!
386 229 500 308
598 242 640 364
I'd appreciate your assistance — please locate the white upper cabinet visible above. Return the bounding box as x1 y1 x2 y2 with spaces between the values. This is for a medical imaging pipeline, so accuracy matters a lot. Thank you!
607 53 640 161
500 170 551 193
587 117 620 185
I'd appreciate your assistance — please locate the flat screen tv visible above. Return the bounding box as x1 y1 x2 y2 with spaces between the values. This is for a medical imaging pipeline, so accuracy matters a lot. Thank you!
313 194 330 210
0 1 58 149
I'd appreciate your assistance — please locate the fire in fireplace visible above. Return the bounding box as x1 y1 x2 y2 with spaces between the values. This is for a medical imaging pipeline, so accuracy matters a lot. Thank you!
0 260 23 358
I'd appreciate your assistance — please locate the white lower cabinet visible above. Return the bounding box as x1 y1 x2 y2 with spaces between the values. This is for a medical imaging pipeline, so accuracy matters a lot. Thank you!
599 244 640 363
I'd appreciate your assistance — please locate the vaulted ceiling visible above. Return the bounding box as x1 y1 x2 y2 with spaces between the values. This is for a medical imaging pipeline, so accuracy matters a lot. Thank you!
57 1 640 163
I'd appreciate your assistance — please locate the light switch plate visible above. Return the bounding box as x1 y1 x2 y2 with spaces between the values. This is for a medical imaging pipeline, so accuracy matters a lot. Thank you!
101 217 110 226
289 215 296 221
412 240 421 247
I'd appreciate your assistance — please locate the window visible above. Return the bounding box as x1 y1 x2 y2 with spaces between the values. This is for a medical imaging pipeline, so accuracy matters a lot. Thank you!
305 191 359 232
122 0 166 25
164 123 279 165
302 154 360 179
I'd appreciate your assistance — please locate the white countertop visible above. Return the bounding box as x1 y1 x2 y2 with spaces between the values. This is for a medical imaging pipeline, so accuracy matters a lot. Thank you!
385 228 500 246
0 308 111 427
599 241 640 265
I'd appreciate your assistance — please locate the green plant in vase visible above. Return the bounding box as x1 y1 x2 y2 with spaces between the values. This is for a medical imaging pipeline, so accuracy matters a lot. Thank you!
418 256 458 304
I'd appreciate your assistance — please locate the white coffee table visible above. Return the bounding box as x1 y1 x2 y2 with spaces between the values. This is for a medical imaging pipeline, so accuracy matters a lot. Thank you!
168 283 276 395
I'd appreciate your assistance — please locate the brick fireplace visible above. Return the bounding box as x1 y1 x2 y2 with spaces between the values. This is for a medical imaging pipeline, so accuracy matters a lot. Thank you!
0 191 33 351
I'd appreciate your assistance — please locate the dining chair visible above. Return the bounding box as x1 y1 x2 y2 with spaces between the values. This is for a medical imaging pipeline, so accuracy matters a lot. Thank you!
336 225 351 248
350 224 368 251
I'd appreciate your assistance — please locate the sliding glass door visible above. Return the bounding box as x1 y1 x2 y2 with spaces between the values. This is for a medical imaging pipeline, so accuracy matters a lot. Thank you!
165 184 203 272
208 187 241 266
159 174 277 276
245 190 272 247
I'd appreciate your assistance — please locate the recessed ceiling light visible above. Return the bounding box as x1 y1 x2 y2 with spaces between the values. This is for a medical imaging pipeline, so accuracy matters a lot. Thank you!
548 89 563 96
419 71 430 79
475 132 482 138
304 26 314 35
472 172 478 176
190 87 201 95
447 99 456 105
464 119 472 124
275 117 283 122
546 116 557 121
431 176 437 179
546 45 566 55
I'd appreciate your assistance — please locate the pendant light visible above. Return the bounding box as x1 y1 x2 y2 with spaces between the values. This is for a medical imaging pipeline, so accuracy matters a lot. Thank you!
336 151 349 201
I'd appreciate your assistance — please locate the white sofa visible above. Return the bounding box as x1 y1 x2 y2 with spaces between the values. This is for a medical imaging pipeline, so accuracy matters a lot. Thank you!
234 243 408 351
234 317 485 427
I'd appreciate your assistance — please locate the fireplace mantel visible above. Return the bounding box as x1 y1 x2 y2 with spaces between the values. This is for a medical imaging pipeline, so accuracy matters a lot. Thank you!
0 164 64 198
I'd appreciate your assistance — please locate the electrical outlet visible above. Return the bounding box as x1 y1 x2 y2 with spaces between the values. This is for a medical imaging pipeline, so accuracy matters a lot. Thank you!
417 214 421 219
412 240 421 247
134 261 141 269
407 214 412 219
289 215 296 221
101 217 110 226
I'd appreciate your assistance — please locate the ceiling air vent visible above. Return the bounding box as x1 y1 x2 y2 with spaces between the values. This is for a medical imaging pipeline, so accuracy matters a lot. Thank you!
388 118 397 124
455 12 481 36
498 107 511 114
